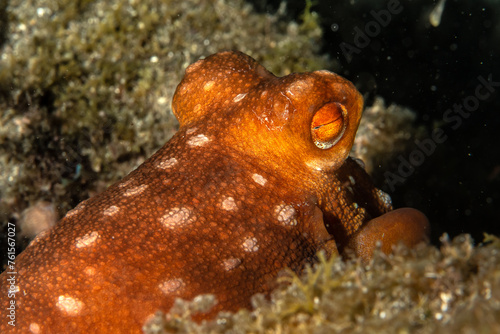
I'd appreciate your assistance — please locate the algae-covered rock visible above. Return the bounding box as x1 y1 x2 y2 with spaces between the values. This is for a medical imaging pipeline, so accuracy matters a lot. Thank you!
144 234 500 334
352 96 425 176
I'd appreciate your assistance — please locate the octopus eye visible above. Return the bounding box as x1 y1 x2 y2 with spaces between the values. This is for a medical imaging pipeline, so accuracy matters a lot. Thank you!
311 102 347 149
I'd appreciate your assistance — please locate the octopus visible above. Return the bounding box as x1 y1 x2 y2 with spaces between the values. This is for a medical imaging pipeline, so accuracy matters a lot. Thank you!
0 51 429 333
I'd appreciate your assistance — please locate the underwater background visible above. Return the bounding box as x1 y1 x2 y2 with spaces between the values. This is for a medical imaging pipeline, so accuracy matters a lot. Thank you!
0 0 499 332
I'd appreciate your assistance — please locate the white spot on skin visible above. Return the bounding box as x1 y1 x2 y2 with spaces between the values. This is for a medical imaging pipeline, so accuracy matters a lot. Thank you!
75 231 100 248
186 127 198 135
203 81 215 91
252 173 267 186
193 104 202 114
103 205 119 216
242 237 259 252
118 179 134 188
159 278 184 294
222 258 241 271
9 285 19 294
233 93 247 103
28 230 49 247
187 134 210 147
221 196 237 211
29 323 41 334
56 295 84 316
285 79 311 101
160 207 194 229
185 59 203 74
348 175 356 185
305 159 323 172
314 70 333 75
274 204 297 226
124 184 148 197
157 157 178 169
84 266 96 276
65 201 86 218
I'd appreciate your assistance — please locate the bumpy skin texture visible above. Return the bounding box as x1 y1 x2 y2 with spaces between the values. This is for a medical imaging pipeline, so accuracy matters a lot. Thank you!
0 51 429 333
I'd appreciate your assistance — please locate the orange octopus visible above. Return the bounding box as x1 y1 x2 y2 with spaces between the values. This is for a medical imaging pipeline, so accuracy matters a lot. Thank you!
0 51 429 333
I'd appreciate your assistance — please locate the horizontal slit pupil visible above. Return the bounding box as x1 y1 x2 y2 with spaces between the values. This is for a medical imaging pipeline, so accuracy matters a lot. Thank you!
312 116 341 131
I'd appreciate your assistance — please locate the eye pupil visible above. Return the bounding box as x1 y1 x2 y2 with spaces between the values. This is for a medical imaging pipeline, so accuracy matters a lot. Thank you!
310 102 347 150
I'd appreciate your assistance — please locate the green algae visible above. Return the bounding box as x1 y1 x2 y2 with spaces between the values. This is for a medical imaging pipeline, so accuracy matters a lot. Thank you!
0 0 330 226
144 234 500 334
